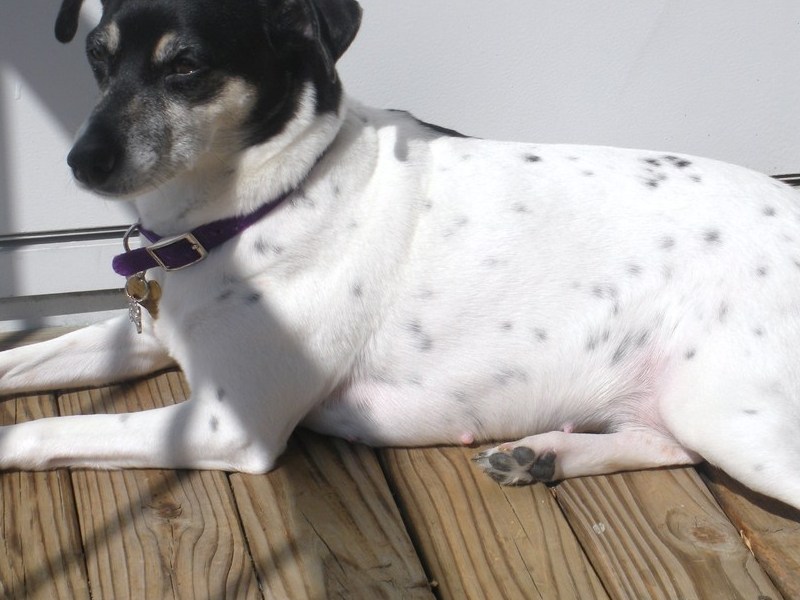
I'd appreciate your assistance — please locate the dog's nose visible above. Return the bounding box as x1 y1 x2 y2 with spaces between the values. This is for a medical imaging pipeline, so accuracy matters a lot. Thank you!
67 133 119 188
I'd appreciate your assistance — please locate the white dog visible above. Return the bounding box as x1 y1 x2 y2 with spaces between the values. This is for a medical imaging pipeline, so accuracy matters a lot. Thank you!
0 0 798 511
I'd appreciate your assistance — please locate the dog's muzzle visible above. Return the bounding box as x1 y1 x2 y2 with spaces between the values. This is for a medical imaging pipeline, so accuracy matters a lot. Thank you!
67 125 120 189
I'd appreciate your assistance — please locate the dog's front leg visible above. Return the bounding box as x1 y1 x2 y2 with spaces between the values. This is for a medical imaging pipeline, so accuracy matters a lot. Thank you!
0 398 271 472
0 315 173 396
0 318 324 472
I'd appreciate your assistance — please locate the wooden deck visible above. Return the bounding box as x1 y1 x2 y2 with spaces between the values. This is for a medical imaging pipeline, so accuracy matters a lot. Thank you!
0 330 798 599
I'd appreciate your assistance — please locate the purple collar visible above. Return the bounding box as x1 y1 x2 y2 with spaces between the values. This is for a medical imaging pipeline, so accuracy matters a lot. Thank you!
112 191 290 276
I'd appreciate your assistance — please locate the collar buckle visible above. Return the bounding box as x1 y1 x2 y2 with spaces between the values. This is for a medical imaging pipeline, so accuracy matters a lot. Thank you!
146 233 209 271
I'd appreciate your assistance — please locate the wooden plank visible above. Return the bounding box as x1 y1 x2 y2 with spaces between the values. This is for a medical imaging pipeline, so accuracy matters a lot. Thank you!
58 372 261 600
231 430 433 600
0 394 90 600
380 445 609 600
700 465 800 600
553 468 782 599
0 327 76 351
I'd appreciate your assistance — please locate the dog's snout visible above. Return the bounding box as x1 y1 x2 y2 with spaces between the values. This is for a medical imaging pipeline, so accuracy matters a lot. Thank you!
67 129 120 188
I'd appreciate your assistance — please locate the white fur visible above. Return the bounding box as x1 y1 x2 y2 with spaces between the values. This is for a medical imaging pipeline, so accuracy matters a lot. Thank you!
1 94 799 508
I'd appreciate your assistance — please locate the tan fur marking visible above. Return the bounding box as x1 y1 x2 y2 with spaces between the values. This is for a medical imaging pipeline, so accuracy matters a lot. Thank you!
152 32 178 65
102 22 121 55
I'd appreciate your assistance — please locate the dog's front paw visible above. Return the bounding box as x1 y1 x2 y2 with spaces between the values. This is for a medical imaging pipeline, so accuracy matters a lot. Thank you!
473 445 557 486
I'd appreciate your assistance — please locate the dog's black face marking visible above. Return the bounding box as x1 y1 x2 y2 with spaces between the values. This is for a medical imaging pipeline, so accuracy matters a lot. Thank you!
57 0 362 196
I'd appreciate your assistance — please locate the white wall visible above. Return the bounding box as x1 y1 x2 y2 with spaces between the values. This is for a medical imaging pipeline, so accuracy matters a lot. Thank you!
1 1 799 310
340 0 800 173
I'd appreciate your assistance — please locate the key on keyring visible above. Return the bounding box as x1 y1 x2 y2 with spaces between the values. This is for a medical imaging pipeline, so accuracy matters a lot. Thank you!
125 273 150 334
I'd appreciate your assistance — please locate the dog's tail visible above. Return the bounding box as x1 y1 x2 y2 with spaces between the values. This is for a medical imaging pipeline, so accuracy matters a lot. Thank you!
55 0 88 44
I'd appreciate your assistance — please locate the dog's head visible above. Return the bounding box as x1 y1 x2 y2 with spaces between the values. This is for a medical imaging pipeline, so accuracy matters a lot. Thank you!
55 0 362 197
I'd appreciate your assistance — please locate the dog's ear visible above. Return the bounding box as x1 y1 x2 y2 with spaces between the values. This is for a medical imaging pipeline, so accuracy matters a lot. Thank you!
270 0 362 81
55 0 110 43
55 0 86 43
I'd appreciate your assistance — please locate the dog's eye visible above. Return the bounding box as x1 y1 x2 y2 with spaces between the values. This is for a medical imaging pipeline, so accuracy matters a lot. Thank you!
168 58 202 77
87 45 108 64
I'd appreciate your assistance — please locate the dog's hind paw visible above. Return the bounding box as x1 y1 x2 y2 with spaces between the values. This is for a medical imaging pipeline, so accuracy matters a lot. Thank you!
473 445 557 486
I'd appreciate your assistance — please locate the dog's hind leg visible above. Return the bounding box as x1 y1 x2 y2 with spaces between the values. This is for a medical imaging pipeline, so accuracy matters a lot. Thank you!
474 429 701 486
0 315 173 396
657 341 800 511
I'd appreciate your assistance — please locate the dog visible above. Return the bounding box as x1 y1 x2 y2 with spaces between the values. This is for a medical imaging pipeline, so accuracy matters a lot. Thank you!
0 0 797 511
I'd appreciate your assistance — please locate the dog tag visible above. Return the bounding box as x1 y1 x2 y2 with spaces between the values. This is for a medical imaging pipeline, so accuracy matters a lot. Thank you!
140 280 161 320
127 296 143 334
125 273 151 334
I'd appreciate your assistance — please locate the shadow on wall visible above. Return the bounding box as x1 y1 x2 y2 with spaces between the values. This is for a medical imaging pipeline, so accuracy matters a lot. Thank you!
0 1 99 302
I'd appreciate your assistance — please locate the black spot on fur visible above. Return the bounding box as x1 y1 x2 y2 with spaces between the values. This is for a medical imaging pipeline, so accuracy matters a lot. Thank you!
718 302 729 324
524 154 542 163
756 266 769 278
245 292 263 305
455 216 469 227
501 322 514 332
407 321 433 352
704 230 722 244
451 390 469 404
753 327 764 337
690 175 703 183
592 284 619 300
352 284 363 298
642 158 662 167
255 239 284 255
743 409 759 416
763 206 776 217
534 329 548 342
512 203 530 213
611 334 634 365
685 348 696 360
582 170 595 177
663 155 692 168
216 388 226 402
660 237 676 250
209 416 219 432
627 264 643 276
493 367 528 386
217 289 233 302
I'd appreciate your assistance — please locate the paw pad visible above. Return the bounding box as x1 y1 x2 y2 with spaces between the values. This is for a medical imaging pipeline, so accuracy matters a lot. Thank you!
473 445 557 485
